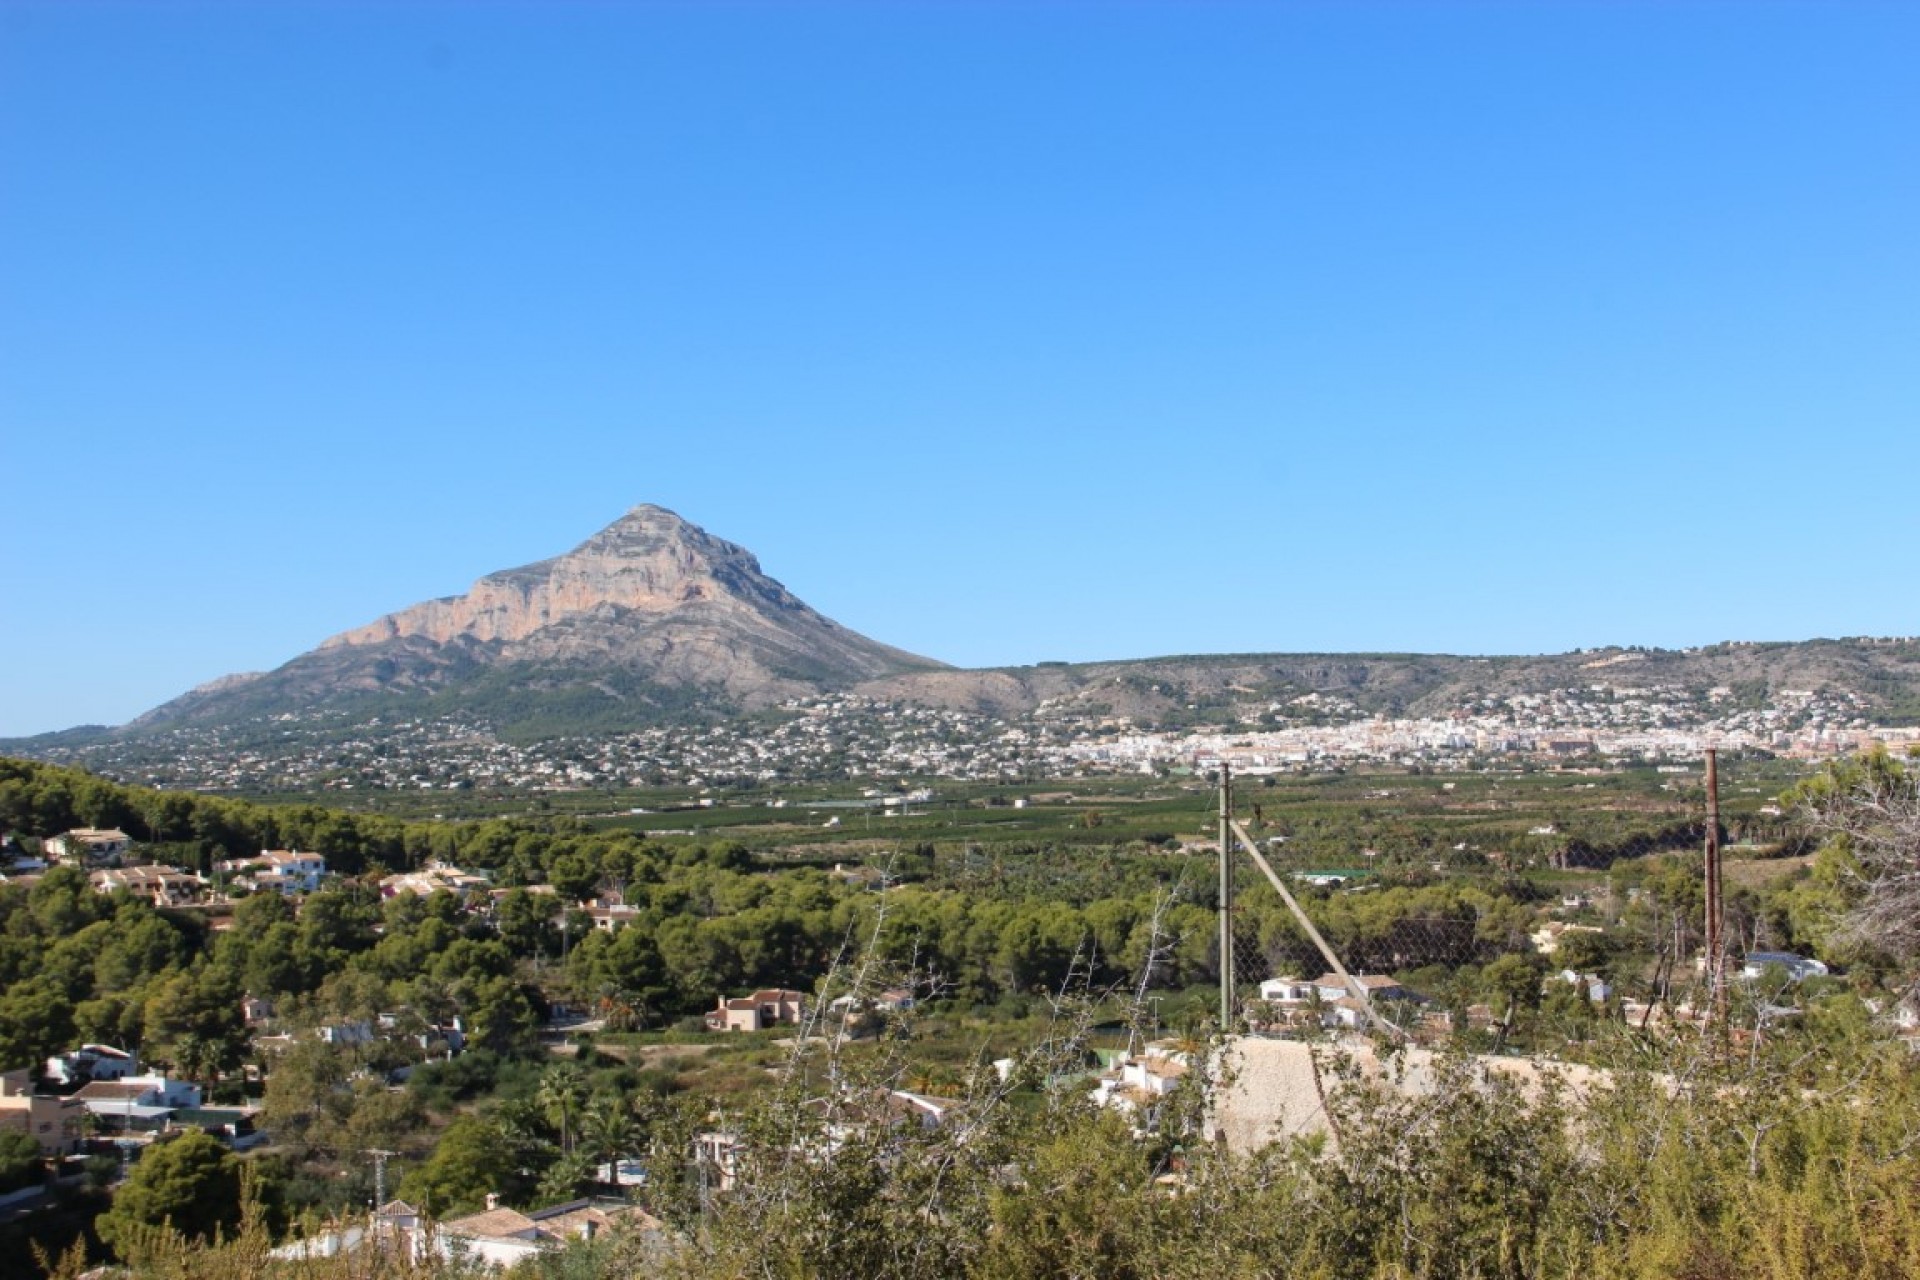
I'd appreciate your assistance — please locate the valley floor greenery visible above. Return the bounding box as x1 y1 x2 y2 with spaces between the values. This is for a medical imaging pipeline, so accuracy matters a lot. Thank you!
3 752 1916 1278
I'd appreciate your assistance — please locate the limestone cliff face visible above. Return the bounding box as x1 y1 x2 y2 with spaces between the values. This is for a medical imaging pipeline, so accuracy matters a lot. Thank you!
309 504 945 700
321 506 817 652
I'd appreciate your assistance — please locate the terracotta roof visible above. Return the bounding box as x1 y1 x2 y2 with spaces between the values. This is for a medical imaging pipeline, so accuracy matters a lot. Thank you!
1316 973 1404 991
445 1200 661 1244
443 1207 537 1239
534 1203 662 1237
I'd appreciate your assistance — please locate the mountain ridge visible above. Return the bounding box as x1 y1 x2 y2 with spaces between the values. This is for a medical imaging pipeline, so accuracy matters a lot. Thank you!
855 639 1920 727
13 506 1920 745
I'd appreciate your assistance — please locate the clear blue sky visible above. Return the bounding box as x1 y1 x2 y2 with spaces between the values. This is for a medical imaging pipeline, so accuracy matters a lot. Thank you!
3 2 1916 738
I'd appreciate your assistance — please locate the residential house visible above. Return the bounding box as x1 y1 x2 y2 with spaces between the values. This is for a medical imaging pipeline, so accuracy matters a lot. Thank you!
797 1087 962 1158
1248 973 1423 1032
827 863 890 891
415 1019 467 1060
1257 977 1316 1003
379 862 491 902
1742 951 1830 982
584 895 641 933
693 1131 746 1192
255 1014 462 1065
1248 976 1323 1032
217 849 327 895
45 828 131 866
434 1196 664 1271
72 1074 203 1134
261 849 326 890
827 987 916 1019
0 1070 84 1157
90 865 206 907
41 1043 138 1088
1090 1043 1192 1118
1308 974 1414 1005
172 1105 267 1150
0 839 47 877
705 988 808 1033
1310 974 1421 1030
1293 870 1367 888
269 1200 425 1263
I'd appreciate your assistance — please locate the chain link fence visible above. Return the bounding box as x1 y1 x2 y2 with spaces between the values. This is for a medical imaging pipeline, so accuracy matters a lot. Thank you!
1215 809 1674 1041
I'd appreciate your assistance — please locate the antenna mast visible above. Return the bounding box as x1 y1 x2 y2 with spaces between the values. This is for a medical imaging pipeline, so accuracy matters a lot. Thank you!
1219 764 1234 1029
366 1147 396 1210
1703 748 1726 1026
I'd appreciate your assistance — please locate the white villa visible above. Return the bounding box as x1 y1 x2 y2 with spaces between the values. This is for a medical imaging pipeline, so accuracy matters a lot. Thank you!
1249 973 1424 1031
217 849 327 895
1091 1042 1193 1117
45 828 132 866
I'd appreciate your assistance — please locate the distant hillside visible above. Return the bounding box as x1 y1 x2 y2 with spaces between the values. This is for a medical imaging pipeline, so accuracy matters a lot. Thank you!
856 639 1920 728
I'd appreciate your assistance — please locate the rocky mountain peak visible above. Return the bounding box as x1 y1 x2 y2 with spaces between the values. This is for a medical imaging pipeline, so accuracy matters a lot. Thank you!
575 504 746 566
319 505 805 651
119 505 945 734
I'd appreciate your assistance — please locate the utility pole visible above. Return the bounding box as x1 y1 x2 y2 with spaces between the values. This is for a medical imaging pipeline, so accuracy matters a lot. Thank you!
1219 764 1234 1030
1703 748 1726 1026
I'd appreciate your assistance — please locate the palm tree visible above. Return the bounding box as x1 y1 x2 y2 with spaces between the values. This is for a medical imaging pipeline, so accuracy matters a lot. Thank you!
903 1067 962 1098
579 1095 639 1181
594 982 641 1033
1165 1025 1208 1064
537 1063 587 1156
535 1150 597 1205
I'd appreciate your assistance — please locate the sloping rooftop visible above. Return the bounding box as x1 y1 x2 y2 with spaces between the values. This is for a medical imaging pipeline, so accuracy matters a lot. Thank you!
442 1207 538 1240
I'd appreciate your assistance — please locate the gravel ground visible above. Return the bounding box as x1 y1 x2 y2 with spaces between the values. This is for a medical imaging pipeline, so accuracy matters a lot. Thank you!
1211 1036 1617 1155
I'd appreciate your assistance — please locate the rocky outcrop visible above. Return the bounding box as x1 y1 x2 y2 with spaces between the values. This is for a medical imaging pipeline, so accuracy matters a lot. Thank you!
131 506 945 731
320 507 828 652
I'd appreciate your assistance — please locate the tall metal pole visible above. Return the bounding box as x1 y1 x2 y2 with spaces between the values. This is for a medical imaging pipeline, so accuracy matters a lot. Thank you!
1703 748 1725 1025
364 1146 396 1276
1219 764 1234 1030
367 1147 395 1209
